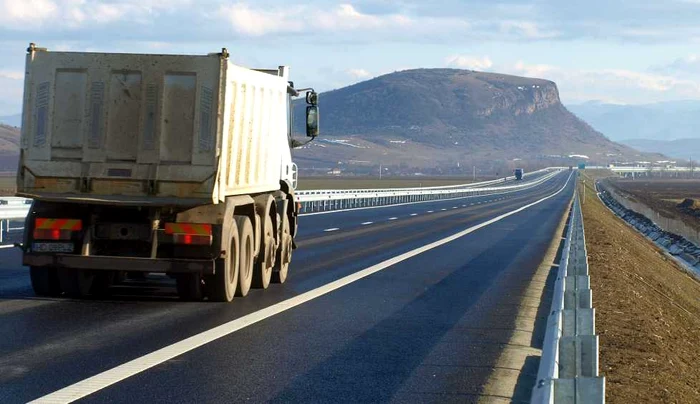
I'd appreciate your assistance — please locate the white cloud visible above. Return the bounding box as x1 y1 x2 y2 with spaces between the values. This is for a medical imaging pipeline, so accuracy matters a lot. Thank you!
653 54 700 76
220 3 413 37
0 0 191 28
220 3 303 36
0 0 58 25
512 60 556 78
347 68 372 79
445 55 493 71
506 60 700 103
0 70 24 80
499 21 560 39
599 69 682 92
317 4 411 31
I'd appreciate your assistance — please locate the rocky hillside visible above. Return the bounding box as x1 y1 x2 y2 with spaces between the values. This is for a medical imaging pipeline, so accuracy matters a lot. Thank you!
293 69 655 174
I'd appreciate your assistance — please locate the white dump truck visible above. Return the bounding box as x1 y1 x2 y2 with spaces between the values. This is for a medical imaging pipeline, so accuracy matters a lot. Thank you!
16 44 319 301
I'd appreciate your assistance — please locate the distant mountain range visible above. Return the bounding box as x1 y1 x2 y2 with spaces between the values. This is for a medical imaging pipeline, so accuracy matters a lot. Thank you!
292 69 653 174
619 138 700 160
567 100 700 142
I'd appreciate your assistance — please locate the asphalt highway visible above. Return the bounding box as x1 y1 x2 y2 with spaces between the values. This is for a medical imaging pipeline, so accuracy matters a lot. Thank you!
0 170 574 403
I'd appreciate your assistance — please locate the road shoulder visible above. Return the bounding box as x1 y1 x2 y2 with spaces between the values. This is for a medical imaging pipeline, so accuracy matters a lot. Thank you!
479 189 573 403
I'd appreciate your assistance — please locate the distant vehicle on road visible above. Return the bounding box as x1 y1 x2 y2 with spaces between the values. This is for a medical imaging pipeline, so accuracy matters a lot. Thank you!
16 44 320 302
514 168 524 180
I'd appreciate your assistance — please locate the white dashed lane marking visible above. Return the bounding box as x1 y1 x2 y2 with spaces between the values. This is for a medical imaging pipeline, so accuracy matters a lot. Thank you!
361 222 373 225
410 213 418 216
324 228 340 232
388 217 398 221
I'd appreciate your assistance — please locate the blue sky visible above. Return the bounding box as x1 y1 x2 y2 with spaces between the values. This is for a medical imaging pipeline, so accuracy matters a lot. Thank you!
2 0 700 115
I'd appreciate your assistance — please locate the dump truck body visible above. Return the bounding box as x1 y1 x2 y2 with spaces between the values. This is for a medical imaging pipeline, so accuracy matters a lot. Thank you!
17 47 296 205
17 45 317 302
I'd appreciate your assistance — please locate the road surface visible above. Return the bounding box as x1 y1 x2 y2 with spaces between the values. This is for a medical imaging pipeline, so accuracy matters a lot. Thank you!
0 171 574 403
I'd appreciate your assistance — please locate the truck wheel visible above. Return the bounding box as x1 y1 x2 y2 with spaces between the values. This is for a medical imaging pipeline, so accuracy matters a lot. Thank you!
29 267 62 297
235 216 254 297
58 269 94 298
272 215 292 284
176 274 203 301
206 220 240 302
252 213 274 289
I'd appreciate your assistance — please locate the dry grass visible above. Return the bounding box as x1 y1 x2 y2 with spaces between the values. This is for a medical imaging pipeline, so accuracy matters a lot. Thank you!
580 171 700 403
608 177 700 233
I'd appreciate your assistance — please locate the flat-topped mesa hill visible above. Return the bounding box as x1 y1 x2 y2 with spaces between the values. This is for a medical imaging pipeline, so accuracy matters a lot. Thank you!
293 68 653 172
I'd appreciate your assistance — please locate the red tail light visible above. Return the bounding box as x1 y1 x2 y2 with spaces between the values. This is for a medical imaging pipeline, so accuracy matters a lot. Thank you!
33 229 72 240
173 234 211 245
164 223 212 245
33 218 82 240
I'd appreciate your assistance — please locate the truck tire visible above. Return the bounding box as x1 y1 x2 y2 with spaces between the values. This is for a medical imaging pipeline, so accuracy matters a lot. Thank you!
29 267 62 297
235 216 254 297
58 269 94 298
252 212 275 289
272 214 291 284
206 220 240 302
176 274 203 301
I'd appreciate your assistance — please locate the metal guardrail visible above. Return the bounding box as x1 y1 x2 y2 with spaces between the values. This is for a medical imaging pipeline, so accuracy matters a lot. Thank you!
296 168 563 213
296 167 552 198
0 169 563 242
586 165 697 173
0 197 30 247
0 169 564 239
532 189 605 404
596 182 700 276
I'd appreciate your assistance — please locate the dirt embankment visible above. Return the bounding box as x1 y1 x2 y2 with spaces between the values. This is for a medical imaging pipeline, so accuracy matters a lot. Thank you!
580 172 700 403
608 178 700 234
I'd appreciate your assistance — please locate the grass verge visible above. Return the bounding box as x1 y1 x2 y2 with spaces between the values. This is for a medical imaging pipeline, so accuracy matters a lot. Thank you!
580 171 700 403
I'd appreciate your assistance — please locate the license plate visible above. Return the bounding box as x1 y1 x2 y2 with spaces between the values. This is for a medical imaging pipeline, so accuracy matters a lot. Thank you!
32 242 74 253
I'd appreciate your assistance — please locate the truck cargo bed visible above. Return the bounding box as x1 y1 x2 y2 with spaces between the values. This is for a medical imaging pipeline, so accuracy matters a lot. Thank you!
18 46 294 205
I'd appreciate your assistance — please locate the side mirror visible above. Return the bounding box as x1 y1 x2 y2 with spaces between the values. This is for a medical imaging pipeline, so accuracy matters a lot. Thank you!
306 105 319 138
306 91 318 106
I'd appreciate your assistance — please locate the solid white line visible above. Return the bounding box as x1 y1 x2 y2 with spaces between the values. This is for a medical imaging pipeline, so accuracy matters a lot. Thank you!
324 228 340 232
30 172 573 404
361 222 373 225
